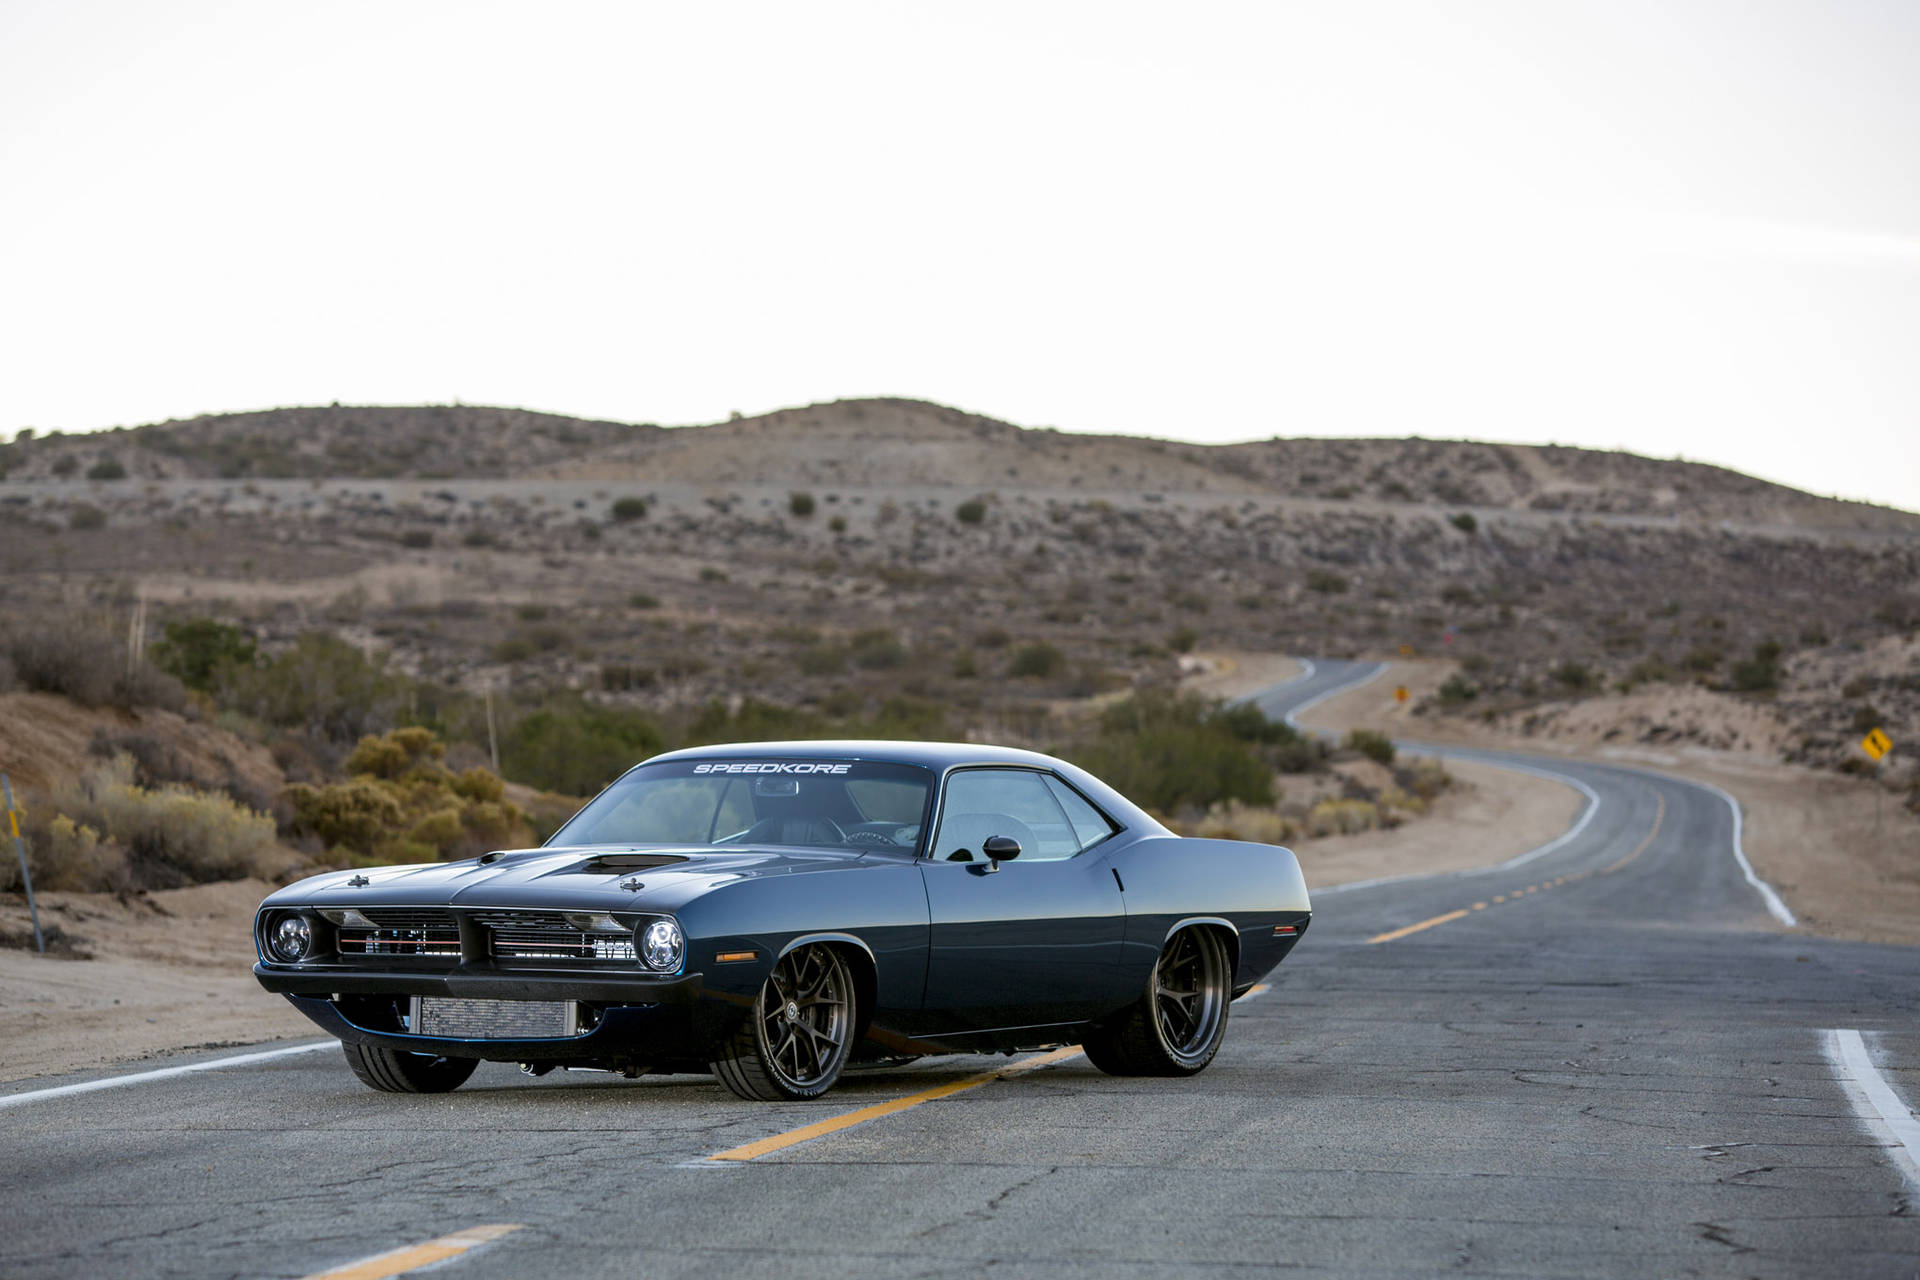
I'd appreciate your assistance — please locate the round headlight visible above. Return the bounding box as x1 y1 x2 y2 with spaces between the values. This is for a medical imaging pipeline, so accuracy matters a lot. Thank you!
638 918 684 972
268 913 313 963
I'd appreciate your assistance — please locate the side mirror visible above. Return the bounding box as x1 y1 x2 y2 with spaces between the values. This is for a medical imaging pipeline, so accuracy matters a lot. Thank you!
982 835 1022 862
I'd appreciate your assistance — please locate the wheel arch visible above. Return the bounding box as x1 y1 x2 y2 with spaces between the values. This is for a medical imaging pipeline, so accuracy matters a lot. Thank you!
1161 916 1241 976
778 932 878 1045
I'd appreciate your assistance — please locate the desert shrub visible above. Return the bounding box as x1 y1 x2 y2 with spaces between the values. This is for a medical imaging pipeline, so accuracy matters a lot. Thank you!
492 637 535 662
1308 798 1380 837
955 498 987 525
281 778 404 853
788 492 815 517
1167 627 1198 654
151 618 256 692
1623 657 1675 689
46 755 281 889
599 662 657 692
628 593 659 610
0 653 15 693
1439 584 1477 606
51 454 79 477
1551 661 1599 693
515 604 548 622
1195 801 1299 845
461 527 495 547
1449 512 1478 534
975 627 1011 649
285 727 528 861
1728 640 1783 693
699 567 729 583
1073 727 1273 815
219 631 405 744
849 629 907 670
1344 729 1396 766
344 725 443 780
1436 675 1478 707
1008 642 1067 679
797 644 847 676
1306 569 1347 594
1070 690 1281 814
950 651 978 678
86 457 127 481
501 702 665 796
610 496 648 522
1682 645 1723 673
400 529 434 548
1851 703 1883 734
4 617 120 706
828 515 847 533
1215 700 1301 746
68 504 106 532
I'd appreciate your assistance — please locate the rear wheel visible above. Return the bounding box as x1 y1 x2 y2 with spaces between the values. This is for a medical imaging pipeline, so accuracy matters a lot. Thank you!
711 944 856 1100
1083 928 1231 1077
342 1043 479 1093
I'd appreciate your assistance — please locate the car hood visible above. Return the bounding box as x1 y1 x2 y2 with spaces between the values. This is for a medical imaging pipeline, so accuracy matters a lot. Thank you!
260 844 887 915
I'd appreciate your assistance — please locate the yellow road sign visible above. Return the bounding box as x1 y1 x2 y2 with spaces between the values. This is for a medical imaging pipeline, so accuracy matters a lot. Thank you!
1394 686 1410 704
1398 644 1414 657
6 809 18 839
1861 728 1892 761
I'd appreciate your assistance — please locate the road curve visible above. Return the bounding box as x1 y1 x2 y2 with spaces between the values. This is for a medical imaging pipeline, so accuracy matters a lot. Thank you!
2 669 1917 1278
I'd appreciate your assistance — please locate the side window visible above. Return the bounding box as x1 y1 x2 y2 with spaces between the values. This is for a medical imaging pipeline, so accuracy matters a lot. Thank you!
933 769 1080 862
1043 775 1118 852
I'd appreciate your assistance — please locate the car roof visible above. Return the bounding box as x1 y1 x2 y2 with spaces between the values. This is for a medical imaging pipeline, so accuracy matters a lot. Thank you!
643 739 1074 771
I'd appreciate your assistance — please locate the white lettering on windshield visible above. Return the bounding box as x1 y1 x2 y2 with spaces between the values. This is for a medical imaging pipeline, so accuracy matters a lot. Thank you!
691 762 854 775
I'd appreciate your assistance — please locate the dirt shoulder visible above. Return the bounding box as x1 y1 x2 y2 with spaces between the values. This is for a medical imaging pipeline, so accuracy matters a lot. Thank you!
1299 659 1920 948
0 880 315 1085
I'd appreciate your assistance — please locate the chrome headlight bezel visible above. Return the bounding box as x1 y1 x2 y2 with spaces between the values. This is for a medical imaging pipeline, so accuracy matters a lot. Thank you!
265 911 315 964
638 917 685 973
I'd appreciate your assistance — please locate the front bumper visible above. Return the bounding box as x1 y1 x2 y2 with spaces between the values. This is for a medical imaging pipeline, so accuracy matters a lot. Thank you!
257 962 744 1063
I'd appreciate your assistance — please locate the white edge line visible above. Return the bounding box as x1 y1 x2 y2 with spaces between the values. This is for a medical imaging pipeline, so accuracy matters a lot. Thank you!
1279 660 1388 730
0 1040 334 1109
1691 777 1797 927
1823 1029 1920 1193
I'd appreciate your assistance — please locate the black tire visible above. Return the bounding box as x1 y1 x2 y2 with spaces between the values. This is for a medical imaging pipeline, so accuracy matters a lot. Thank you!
342 1043 480 1093
711 944 857 1101
1082 928 1232 1077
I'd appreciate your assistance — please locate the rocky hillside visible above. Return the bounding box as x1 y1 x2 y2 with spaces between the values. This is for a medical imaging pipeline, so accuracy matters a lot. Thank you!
1 398 1915 785
5 398 1914 535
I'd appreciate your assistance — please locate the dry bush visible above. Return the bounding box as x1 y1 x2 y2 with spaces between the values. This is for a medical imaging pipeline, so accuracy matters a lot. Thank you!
1194 802 1301 845
6 755 285 892
283 727 530 863
1307 797 1382 837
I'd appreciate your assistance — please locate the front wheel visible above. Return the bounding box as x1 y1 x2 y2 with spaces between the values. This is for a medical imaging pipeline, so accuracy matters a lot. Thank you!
711 944 857 1100
342 1043 479 1093
1082 928 1232 1077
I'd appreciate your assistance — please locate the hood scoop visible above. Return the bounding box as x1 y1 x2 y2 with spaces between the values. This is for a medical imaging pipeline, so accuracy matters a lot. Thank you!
574 852 694 875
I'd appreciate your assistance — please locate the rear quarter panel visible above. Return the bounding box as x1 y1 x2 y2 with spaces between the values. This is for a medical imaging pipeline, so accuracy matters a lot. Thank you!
1110 835 1311 991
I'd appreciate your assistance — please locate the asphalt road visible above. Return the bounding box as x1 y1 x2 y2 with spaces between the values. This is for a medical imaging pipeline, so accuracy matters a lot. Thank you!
3 660 1917 1278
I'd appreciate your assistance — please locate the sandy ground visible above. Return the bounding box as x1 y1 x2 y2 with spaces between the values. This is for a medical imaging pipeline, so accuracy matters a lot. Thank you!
1297 659 1920 948
0 880 313 1084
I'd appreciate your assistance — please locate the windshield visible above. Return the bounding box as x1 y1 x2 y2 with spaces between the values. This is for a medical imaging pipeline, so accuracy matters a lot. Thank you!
548 759 934 853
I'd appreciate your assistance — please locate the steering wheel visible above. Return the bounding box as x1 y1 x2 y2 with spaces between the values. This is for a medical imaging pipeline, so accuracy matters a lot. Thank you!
742 816 846 846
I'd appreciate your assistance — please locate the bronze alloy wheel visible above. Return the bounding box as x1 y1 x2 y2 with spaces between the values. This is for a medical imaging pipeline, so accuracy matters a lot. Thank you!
1151 928 1229 1068
712 944 856 1100
1082 927 1232 1077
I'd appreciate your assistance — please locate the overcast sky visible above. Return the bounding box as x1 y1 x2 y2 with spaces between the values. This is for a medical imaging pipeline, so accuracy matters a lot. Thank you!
3 1 1916 512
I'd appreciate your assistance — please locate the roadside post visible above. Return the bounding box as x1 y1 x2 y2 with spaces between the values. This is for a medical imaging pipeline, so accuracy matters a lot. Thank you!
3 773 45 954
1860 728 1893 831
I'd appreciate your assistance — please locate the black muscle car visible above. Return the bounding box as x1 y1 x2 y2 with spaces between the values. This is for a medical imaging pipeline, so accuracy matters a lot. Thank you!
254 741 1312 1100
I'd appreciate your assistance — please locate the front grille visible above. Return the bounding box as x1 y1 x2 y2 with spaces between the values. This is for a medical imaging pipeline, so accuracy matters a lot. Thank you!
473 910 637 962
337 908 461 957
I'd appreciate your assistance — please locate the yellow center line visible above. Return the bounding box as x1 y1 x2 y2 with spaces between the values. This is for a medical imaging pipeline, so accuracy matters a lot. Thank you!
707 1045 1085 1162
302 1224 520 1280
1601 791 1667 875
1366 908 1470 944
